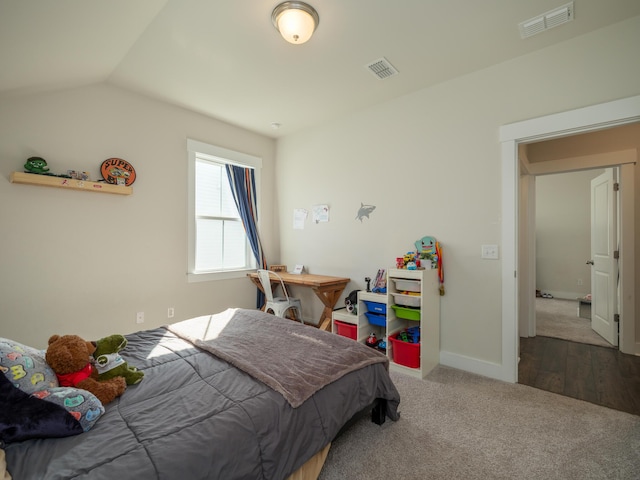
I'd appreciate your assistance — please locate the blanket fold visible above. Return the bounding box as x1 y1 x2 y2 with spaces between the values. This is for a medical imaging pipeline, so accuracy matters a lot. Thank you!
166 308 389 408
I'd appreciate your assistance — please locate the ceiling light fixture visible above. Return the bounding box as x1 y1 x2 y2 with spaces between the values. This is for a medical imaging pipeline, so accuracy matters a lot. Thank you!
271 1 319 45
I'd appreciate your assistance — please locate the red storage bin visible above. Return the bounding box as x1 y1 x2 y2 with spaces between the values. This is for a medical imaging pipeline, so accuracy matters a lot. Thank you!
389 333 420 368
334 320 357 340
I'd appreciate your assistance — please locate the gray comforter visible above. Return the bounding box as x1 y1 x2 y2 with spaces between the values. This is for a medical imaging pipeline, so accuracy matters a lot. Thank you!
167 308 391 407
6 310 400 480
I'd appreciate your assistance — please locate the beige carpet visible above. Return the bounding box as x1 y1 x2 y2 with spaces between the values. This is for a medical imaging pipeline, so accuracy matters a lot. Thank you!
319 366 640 480
535 297 612 348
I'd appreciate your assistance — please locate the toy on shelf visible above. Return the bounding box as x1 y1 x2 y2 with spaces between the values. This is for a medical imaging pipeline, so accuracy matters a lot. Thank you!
345 290 358 314
23 157 71 178
394 235 445 295
24 157 50 174
101 158 136 186
396 326 420 344
377 336 387 353
396 251 423 269
371 269 387 293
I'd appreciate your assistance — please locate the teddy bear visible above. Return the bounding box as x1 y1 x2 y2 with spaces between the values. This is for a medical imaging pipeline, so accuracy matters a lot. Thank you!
45 334 126 406
93 334 144 385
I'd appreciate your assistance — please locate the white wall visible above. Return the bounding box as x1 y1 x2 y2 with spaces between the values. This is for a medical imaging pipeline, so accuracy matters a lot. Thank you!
276 16 640 373
536 170 603 300
0 84 277 348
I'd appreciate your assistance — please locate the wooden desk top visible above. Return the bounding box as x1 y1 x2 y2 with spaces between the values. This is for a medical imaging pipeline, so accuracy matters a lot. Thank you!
247 271 350 288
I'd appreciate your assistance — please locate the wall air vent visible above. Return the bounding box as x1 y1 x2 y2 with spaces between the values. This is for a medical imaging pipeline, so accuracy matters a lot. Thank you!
366 57 398 80
519 2 574 39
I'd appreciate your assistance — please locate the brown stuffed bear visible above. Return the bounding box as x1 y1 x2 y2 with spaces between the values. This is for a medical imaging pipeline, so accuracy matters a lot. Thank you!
45 334 126 406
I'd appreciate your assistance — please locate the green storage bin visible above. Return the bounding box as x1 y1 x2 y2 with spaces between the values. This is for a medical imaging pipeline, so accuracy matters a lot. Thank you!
391 304 421 321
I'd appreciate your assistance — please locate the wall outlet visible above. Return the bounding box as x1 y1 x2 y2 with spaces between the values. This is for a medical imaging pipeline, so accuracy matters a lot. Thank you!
577 278 583 286
136 311 144 324
167 307 175 319
481 245 499 260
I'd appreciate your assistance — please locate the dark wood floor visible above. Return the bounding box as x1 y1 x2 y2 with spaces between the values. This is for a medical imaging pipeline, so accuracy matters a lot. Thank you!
519 336 640 416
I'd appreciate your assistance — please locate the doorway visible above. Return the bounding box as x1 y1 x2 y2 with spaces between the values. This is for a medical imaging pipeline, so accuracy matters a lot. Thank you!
518 129 637 354
534 168 614 349
498 94 640 384
517 145 636 410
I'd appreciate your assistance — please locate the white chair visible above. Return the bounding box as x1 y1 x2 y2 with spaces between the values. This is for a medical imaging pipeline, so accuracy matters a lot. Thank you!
257 269 303 323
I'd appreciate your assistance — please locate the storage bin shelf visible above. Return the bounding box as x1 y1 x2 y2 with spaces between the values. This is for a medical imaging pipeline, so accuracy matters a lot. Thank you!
331 269 439 380
387 268 440 379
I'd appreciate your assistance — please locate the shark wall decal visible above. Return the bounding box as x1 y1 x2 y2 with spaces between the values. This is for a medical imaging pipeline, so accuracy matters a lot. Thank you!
355 203 376 222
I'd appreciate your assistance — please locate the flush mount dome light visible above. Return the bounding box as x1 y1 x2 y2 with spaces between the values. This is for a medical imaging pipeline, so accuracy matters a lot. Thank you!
271 1 319 44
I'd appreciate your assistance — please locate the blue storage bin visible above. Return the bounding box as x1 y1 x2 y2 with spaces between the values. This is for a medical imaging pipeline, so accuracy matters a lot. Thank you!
363 301 386 314
365 312 387 327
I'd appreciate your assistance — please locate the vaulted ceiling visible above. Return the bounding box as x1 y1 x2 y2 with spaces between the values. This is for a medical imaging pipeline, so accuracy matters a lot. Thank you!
1 1 639 137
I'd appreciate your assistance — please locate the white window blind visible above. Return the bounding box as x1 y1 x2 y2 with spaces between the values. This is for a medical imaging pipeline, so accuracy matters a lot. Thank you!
187 139 262 282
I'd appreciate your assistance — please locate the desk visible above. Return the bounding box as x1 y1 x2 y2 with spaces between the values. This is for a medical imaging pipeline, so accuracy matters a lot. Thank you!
247 272 350 331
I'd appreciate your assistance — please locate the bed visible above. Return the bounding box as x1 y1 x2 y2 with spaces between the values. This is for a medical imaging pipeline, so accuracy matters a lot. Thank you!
2 308 400 480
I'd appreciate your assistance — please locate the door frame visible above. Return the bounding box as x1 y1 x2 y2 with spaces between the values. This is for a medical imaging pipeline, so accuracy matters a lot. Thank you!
499 94 640 383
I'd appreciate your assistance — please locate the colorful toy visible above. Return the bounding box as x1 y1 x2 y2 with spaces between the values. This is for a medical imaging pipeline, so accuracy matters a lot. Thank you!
372 269 387 293
345 290 358 314
23 156 72 178
93 334 144 385
396 327 420 344
45 334 126 406
415 236 437 259
24 157 50 174
415 236 445 295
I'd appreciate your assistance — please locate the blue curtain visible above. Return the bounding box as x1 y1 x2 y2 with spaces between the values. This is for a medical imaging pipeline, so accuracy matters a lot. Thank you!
226 165 267 308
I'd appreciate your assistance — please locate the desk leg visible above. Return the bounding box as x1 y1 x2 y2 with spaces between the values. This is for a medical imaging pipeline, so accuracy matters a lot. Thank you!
247 277 266 311
312 284 348 331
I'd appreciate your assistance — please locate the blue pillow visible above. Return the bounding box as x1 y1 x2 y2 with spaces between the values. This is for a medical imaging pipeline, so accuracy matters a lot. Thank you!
0 337 58 394
31 386 104 432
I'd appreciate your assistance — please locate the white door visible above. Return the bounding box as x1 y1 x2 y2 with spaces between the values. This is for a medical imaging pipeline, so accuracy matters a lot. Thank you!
590 169 618 346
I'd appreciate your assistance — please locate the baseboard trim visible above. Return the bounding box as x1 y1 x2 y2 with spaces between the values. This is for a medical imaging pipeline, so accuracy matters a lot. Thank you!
439 351 511 383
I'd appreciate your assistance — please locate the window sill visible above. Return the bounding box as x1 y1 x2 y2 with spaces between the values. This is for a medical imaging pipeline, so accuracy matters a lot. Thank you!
187 269 253 283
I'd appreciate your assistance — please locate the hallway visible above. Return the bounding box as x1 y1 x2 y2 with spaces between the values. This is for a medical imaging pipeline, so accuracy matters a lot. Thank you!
519 335 640 416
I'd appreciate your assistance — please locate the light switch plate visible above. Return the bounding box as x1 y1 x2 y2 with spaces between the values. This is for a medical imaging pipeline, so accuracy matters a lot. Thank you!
481 245 499 259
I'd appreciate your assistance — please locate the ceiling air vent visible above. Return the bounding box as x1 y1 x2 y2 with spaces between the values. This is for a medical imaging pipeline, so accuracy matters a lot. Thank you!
519 2 574 39
366 57 398 80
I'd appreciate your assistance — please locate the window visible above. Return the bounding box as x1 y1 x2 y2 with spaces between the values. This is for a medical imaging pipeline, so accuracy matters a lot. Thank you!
187 139 262 282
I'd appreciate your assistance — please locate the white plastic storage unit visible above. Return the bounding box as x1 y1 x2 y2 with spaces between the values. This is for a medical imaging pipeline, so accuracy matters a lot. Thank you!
358 291 388 346
386 268 440 379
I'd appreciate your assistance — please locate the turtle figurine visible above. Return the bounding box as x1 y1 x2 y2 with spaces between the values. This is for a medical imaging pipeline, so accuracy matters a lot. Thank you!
24 156 50 174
